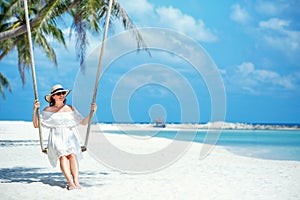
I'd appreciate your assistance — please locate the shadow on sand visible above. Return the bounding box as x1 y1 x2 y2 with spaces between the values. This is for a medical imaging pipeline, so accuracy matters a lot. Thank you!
0 167 109 188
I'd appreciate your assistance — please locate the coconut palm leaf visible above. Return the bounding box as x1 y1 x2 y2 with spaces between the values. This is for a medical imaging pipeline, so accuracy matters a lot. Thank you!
0 72 12 99
69 0 150 68
112 1 149 52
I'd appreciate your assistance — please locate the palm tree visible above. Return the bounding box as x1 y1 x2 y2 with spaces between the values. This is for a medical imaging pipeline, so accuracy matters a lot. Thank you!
1 0 66 85
0 0 148 95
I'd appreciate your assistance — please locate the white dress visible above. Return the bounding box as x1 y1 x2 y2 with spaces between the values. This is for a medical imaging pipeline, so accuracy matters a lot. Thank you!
41 109 83 167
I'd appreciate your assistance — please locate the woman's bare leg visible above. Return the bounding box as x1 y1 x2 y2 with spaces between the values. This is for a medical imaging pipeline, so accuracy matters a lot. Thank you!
68 153 81 189
59 156 76 190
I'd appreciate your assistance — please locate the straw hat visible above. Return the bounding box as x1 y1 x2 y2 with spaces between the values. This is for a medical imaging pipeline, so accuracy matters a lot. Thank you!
44 84 71 102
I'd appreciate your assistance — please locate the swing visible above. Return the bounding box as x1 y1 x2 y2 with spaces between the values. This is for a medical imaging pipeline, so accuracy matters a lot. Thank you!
24 0 113 153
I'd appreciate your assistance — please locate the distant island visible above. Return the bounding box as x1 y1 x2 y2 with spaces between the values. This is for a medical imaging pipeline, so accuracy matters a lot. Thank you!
95 121 300 131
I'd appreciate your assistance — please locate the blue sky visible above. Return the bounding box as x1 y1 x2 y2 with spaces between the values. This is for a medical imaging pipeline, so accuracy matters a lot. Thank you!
0 0 300 124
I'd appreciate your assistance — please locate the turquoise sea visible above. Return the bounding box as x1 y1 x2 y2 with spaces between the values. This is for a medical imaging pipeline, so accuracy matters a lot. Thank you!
105 129 300 161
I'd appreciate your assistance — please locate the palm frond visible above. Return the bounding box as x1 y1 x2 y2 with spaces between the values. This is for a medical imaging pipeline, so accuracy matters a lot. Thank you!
112 1 150 55
39 20 66 47
34 31 58 66
70 10 88 68
0 38 15 60
69 0 93 68
16 33 31 85
0 72 12 99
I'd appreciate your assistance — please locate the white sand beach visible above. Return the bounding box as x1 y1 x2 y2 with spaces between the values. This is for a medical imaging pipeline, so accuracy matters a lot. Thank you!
1 121 300 200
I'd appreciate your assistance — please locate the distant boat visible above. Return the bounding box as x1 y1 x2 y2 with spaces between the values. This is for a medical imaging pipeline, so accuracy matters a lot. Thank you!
153 119 166 128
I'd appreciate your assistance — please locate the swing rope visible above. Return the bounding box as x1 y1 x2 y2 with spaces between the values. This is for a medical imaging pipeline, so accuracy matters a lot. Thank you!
24 0 46 153
25 0 113 153
81 0 113 152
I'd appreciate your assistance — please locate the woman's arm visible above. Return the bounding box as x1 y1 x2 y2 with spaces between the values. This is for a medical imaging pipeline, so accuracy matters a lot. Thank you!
80 103 97 125
32 100 40 128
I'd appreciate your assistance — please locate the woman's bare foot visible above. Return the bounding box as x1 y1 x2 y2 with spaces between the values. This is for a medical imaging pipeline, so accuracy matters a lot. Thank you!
75 183 82 189
74 178 82 189
76 185 82 189
67 184 76 190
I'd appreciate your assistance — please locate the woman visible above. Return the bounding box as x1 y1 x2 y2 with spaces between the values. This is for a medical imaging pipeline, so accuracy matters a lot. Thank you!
32 84 97 190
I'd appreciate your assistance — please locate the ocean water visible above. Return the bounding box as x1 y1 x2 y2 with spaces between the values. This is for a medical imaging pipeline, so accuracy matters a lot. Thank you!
105 129 300 161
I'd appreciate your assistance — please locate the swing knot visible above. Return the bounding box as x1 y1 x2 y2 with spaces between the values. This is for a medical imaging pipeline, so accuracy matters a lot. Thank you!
81 146 87 152
42 148 47 154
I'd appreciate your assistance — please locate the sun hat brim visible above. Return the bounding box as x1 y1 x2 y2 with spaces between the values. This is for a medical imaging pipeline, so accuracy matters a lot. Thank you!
45 89 71 103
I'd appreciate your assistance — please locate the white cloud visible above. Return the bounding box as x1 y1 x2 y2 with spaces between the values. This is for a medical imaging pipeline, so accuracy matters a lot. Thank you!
255 1 288 16
259 18 290 30
263 34 299 51
236 62 254 75
228 2 299 59
156 6 217 42
118 0 154 17
230 4 250 24
118 0 217 42
259 18 300 52
226 62 297 94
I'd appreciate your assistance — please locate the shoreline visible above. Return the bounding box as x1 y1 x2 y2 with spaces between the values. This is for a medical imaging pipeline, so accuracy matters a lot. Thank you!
1 120 299 131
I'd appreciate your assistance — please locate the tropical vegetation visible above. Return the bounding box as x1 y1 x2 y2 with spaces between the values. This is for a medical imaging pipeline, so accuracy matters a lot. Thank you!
0 0 147 99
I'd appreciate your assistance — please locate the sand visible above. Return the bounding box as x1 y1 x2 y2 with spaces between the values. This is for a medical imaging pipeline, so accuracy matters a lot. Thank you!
0 121 300 200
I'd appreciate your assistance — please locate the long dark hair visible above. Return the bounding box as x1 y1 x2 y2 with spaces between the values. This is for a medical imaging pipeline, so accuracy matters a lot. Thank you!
49 96 66 106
